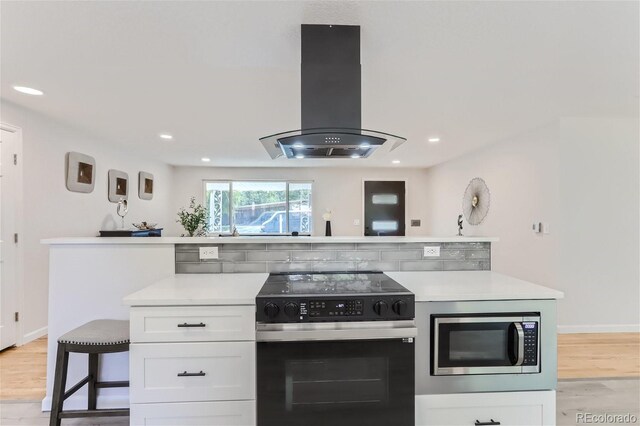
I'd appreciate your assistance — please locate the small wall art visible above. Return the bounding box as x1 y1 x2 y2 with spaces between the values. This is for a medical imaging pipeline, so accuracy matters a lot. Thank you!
138 171 154 200
65 152 96 193
108 169 129 202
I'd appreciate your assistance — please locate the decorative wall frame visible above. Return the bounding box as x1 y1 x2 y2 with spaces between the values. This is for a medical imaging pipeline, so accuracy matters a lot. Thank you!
108 169 129 202
65 152 96 193
138 171 154 200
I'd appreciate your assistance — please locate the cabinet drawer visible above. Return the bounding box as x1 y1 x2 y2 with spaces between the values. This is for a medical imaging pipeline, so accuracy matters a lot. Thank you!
416 391 556 426
130 342 255 403
130 306 255 343
130 400 255 426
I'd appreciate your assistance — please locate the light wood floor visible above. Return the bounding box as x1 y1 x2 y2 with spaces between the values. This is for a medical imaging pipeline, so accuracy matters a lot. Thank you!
0 333 638 400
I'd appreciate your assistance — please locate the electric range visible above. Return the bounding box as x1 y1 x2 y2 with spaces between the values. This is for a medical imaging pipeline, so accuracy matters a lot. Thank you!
256 271 416 426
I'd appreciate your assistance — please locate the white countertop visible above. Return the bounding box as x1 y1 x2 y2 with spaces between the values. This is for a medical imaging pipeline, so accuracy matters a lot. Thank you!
387 271 564 301
43 235 498 245
123 273 269 306
123 271 562 306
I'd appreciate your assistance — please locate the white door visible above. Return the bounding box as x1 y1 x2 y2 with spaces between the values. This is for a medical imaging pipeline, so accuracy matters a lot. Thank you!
0 127 20 350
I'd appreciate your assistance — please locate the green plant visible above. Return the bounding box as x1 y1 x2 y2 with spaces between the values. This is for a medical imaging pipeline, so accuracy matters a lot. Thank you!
177 196 209 237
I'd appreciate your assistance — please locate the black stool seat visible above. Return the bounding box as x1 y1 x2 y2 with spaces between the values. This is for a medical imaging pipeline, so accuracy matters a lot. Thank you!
50 320 130 426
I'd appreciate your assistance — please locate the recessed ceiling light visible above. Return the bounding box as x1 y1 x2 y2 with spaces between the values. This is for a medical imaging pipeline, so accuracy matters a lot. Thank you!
159 134 173 140
13 85 44 96
201 157 211 162
392 160 401 164
295 154 305 159
428 137 441 143
293 142 304 148
351 154 360 159
360 142 371 149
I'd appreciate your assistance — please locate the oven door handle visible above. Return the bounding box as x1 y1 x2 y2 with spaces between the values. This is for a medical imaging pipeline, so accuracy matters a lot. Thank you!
513 322 524 366
256 320 417 342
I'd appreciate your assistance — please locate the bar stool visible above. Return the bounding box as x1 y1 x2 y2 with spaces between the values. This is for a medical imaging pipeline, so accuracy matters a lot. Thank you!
49 320 130 426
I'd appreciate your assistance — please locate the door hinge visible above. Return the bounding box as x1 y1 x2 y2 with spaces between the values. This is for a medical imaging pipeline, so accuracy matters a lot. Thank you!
14 312 19 322
13 154 17 166
14 233 18 244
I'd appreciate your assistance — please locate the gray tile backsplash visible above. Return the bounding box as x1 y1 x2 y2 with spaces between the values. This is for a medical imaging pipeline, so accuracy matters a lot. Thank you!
175 241 491 274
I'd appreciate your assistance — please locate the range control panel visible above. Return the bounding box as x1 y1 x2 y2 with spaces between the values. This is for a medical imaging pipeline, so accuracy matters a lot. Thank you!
522 321 538 366
256 295 415 323
308 300 364 317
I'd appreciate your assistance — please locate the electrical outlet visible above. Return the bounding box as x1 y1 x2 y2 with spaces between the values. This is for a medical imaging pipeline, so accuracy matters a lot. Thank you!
199 246 219 260
542 222 550 235
423 246 441 257
353 219 360 226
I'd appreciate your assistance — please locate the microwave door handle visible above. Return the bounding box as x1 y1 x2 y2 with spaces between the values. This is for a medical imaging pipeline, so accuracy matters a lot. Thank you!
513 323 525 366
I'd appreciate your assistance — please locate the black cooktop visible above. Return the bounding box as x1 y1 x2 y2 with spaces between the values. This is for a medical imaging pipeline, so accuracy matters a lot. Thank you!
258 271 412 296
256 271 414 323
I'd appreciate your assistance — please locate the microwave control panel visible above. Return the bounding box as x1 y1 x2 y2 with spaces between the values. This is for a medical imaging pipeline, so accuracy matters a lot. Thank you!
522 321 539 366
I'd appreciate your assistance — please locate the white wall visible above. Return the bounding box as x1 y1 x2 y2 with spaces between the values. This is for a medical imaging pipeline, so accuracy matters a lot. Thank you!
169 166 430 237
1 100 174 343
423 117 640 332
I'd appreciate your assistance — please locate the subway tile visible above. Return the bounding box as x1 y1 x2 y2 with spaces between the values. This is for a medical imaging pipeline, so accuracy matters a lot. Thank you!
175 243 220 252
312 243 357 251
218 251 247 262
357 261 399 272
220 243 266 251
444 242 490 249
175 262 222 274
482 261 491 270
336 251 379 261
440 249 465 260
312 261 357 272
399 260 443 271
465 249 491 260
292 251 337 261
175 251 199 262
443 261 485 271
247 251 291 262
356 243 399 250
267 262 314 273
222 262 267 273
381 250 423 261
267 243 312 251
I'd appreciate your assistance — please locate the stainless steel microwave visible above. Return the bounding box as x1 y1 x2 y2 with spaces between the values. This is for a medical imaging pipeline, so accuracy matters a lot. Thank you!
432 314 541 375
415 300 557 395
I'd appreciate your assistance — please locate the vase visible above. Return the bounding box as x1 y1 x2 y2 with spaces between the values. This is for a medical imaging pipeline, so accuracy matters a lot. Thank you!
325 221 332 237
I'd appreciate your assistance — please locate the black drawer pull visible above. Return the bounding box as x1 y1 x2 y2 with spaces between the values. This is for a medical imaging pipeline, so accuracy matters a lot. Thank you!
177 322 206 328
177 371 206 377
475 420 500 426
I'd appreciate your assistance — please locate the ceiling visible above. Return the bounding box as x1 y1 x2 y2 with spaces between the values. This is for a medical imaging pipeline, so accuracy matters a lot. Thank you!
1 1 638 168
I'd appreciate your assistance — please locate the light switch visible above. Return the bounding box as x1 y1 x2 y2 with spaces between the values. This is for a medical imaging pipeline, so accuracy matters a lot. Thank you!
199 246 219 260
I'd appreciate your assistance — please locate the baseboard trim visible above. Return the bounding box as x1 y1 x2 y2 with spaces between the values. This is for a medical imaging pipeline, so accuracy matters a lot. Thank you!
42 393 130 412
22 326 47 345
558 324 640 333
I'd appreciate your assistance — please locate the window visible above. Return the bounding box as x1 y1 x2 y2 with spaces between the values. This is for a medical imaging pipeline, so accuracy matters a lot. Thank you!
204 181 313 235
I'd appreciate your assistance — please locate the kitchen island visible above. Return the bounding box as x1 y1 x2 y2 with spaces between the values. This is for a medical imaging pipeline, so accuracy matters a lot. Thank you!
40 235 498 412
122 271 563 425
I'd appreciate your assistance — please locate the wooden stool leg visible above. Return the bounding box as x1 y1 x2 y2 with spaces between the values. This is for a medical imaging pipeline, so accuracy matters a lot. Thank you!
49 343 69 426
88 353 99 410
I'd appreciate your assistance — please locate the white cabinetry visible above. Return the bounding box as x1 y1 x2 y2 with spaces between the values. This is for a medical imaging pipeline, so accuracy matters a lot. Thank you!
129 305 256 426
416 391 556 426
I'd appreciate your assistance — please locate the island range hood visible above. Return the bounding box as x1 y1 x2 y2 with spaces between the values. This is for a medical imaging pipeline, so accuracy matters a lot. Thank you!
260 24 406 159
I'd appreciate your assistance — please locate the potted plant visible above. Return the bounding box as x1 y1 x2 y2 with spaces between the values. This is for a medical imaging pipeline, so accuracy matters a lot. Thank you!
177 196 209 237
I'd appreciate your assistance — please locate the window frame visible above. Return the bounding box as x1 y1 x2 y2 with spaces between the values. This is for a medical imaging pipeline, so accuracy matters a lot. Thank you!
202 179 314 236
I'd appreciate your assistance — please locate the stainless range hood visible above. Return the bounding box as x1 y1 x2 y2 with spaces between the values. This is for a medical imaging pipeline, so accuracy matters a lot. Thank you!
260 24 406 159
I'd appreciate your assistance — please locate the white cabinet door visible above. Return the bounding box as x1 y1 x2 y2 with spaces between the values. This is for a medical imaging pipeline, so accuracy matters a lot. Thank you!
130 400 255 426
130 342 255 403
416 391 556 426
130 306 255 343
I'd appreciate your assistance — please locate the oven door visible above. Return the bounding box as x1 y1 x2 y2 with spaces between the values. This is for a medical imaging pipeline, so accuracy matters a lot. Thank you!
257 321 416 426
433 315 540 375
